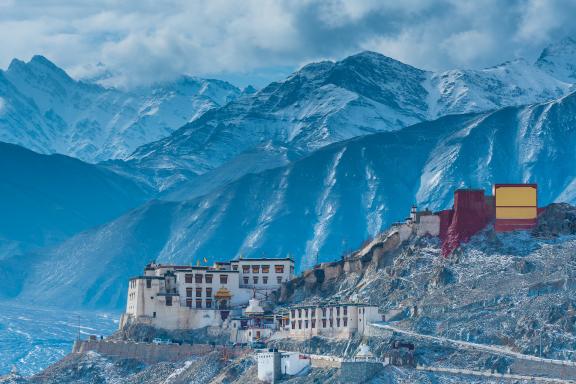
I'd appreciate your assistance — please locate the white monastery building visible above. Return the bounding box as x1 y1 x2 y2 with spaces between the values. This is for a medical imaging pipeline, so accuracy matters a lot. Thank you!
120 257 294 330
286 302 381 339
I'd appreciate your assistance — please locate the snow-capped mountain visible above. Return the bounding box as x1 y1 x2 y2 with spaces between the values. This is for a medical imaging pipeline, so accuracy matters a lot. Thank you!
428 57 571 118
12 89 576 309
536 36 576 83
0 55 240 162
123 48 573 193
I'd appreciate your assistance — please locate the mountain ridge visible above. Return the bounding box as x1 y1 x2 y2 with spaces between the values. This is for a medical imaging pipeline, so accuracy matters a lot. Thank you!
120 45 573 194
0 55 241 162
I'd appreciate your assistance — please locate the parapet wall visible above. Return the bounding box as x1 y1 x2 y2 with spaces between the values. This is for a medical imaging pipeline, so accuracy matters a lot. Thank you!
72 339 233 364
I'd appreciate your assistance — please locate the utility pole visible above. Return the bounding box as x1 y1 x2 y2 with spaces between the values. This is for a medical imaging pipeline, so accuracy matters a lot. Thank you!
77 314 81 342
539 331 542 358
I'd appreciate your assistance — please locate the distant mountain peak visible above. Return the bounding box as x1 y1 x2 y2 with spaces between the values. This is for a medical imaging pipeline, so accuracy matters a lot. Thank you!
0 55 242 162
536 36 576 83
241 85 257 95
6 54 73 84
341 50 425 73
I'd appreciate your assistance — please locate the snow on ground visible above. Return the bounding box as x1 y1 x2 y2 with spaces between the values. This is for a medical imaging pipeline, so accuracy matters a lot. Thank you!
0 302 118 376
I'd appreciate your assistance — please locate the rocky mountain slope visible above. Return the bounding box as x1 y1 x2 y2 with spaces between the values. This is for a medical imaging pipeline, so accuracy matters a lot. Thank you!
0 56 240 162
278 203 576 368
9 88 576 310
120 42 573 193
0 142 150 267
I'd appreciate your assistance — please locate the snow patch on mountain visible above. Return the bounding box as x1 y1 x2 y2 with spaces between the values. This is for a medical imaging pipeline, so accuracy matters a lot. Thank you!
536 36 576 83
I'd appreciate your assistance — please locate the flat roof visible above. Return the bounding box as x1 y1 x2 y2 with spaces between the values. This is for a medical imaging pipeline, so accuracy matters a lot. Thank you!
287 302 378 309
129 276 164 281
232 258 295 263
494 183 537 188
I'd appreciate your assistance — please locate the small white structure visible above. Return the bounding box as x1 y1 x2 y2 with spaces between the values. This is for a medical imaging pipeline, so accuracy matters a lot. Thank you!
287 302 381 339
120 257 294 330
394 205 440 241
257 350 311 383
257 349 281 383
230 297 277 343
354 343 376 362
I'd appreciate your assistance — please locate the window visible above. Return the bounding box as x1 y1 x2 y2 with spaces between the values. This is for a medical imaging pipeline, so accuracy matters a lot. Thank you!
304 309 308 317
329 319 333 327
186 298 192 307
298 309 302 318
262 265 270 273
153 312 156 318
322 308 327 317
336 307 340 315
186 288 192 297
185 274 193 283
263 276 268 284
206 299 212 308
206 288 212 297
291 321 295 329
322 319 326 328
195 274 203 283
343 318 348 327
205 274 213 284
277 276 282 284
146 279 152 288
196 299 202 308
336 318 340 327
243 276 249 285
242 265 250 273
252 265 260 273
166 296 172 306
232 264 238 271
220 275 228 284
275 265 284 273
298 320 302 329
291 310 295 318
253 276 259 284
311 319 316 328
329 308 333 316
343 307 348 316
196 287 202 297
305 320 309 328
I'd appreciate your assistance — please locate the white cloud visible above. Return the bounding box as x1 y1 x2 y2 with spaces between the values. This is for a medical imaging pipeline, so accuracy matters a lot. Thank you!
0 0 575 88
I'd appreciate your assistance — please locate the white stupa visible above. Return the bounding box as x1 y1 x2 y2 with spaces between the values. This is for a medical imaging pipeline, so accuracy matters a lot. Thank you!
354 343 375 361
245 297 265 316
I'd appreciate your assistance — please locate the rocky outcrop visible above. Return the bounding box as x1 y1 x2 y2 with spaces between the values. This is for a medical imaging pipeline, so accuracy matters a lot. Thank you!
532 203 576 237
277 229 407 304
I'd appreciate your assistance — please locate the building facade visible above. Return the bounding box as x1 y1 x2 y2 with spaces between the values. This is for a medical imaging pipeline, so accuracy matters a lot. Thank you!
286 302 381 339
120 257 294 330
493 184 538 231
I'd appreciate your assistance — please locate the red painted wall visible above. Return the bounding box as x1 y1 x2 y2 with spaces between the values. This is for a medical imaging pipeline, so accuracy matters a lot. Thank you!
438 189 495 257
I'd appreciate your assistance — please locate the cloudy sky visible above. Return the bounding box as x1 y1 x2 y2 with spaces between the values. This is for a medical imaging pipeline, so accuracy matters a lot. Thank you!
1 0 575 88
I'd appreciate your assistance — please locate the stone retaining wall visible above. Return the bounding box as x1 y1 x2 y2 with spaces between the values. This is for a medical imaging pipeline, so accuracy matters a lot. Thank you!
72 340 239 364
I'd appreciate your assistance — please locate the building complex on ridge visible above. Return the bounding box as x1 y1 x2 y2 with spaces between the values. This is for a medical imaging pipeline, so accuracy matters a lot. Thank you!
120 257 294 330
